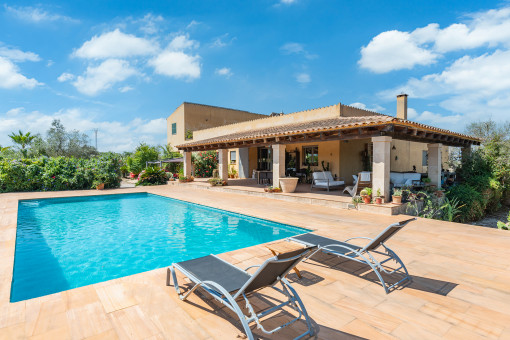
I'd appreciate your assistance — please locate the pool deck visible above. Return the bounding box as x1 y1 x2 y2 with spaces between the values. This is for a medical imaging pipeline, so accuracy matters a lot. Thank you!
1 185 510 339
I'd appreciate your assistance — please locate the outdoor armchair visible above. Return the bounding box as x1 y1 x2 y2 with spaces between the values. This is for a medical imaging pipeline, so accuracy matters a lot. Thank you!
167 246 317 340
311 171 345 192
289 218 416 294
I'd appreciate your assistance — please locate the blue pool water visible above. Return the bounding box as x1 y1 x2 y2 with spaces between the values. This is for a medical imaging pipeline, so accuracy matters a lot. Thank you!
12 193 308 302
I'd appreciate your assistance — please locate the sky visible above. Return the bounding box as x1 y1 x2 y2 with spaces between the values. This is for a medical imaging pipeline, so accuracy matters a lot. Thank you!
0 0 509 152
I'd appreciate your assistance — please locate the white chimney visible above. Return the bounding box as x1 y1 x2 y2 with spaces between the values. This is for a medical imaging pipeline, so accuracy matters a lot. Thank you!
396 94 408 120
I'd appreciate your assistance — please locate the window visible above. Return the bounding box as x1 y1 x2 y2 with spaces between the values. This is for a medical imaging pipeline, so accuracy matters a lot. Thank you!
230 151 237 164
422 150 428 166
302 146 318 166
171 123 177 135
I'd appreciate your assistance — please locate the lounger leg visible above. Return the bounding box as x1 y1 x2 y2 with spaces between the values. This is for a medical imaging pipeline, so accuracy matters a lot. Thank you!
282 279 315 338
168 266 183 296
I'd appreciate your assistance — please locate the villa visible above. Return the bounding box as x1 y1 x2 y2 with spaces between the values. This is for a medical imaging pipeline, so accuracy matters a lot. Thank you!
168 95 480 201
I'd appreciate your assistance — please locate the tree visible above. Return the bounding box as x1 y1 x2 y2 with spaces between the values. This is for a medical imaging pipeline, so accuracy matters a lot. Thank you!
8 130 35 157
159 144 180 159
45 119 98 158
129 143 160 174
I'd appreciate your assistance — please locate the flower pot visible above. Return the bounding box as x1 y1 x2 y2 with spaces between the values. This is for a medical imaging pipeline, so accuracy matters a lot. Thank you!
362 195 371 204
375 197 383 204
96 183 105 190
279 177 299 193
392 195 402 204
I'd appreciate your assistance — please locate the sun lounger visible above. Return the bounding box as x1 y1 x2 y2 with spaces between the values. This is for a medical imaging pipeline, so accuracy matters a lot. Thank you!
289 218 415 293
167 246 317 340
311 171 345 192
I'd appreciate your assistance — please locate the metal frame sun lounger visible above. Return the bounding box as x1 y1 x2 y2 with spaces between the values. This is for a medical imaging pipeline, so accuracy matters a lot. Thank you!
167 246 317 340
289 218 416 294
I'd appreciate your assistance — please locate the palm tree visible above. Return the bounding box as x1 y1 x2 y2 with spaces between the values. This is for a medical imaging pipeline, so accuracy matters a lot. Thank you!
159 143 180 159
0 145 11 153
8 130 35 158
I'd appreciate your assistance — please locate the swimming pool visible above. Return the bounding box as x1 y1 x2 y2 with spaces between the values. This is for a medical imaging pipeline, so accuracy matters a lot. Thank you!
11 193 308 302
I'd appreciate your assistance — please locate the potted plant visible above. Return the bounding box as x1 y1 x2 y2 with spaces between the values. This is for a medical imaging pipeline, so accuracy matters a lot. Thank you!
392 188 403 204
434 187 445 198
375 188 383 204
265 186 282 193
360 188 372 204
351 195 363 208
93 180 105 190
422 177 431 187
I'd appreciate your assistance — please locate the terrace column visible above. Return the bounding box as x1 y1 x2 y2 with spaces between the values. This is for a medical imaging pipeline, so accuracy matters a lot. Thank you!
372 136 392 202
238 148 250 179
272 144 286 187
183 151 192 177
461 145 471 161
428 143 442 187
218 149 229 180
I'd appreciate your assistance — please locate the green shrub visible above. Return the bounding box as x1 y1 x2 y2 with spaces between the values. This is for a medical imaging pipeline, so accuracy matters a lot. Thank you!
446 184 485 222
129 143 159 174
193 151 218 177
135 166 168 186
0 155 121 193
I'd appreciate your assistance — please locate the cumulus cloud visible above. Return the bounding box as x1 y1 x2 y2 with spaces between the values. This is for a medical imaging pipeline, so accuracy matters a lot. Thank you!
407 108 463 126
359 7 510 73
149 35 201 80
0 107 167 152
72 59 138 96
136 13 164 35
0 56 41 89
380 50 510 122
296 73 310 83
349 102 386 112
215 67 233 78
74 29 158 59
0 45 40 62
4 5 77 23
359 30 439 73
57 72 74 82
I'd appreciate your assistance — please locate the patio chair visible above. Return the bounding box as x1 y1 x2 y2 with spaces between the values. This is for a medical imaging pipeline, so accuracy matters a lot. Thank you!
311 171 345 192
343 172 371 197
289 218 416 294
167 246 317 340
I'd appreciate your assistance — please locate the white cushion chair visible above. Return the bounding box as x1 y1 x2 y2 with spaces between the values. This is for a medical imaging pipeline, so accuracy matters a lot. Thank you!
390 172 422 188
311 171 345 192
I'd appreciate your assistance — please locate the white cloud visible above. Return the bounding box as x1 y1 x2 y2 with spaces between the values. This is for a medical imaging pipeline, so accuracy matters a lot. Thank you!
167 35 199 51
149 36 201 80
359 7 510 73
74 29 158 59
72 59 138 96
359 30 439 73
380 50 510 122
150 51 200 80
296 73 310 83
215 67 233 78
4 5 77 23
0 107 167 152
0 56 41 89
280 42 317 59
280 0 297 4
349 102 385 112
57 72 74 82
0 45 40 62
119 85 134 93
407 107 463 125
136 13 164 35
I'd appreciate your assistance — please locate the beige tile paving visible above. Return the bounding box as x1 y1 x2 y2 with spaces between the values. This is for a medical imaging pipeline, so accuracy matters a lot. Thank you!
1 184 510 339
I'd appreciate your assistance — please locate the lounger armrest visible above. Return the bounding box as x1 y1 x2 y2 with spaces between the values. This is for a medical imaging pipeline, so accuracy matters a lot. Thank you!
344 236 373 243
244 265 261 272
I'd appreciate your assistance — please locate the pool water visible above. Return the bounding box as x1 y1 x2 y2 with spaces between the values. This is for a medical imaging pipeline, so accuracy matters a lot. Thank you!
12 193 308 302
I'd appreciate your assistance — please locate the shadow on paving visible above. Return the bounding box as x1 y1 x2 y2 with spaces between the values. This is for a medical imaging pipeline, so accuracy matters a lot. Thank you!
304 252 457 296
170 281 363 339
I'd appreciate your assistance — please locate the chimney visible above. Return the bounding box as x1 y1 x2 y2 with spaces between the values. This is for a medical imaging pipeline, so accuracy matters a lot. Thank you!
396 94 408 120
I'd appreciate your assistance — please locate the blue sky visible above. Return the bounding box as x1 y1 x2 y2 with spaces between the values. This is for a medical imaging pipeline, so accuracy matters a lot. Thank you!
0 0 508 151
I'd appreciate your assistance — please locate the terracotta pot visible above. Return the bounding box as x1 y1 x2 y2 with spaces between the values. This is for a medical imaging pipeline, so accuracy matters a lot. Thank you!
96 183 105 190
392 195 402 204
375 197 383 204
279 177 299 193
362 195 371 204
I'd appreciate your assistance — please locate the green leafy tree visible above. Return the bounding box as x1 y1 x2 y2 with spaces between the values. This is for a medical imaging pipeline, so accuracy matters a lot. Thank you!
129 143 160 174
159 144 180 159
45 119 98 158
8 130 36 157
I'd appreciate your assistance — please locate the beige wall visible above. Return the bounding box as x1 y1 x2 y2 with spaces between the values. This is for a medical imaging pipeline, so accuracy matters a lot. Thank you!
339 139 368 184
390 140 449 173
167 103 264 148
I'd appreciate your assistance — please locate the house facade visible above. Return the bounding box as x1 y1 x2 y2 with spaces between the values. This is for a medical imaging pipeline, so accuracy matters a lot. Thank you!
169 96 479 201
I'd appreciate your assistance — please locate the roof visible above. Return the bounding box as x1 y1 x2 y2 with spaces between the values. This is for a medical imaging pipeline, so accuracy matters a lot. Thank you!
177 114 481 150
